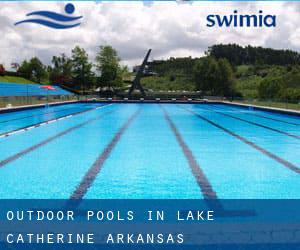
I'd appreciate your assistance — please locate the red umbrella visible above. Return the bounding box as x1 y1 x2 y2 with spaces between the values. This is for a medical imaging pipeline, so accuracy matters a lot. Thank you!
40 85 55 91
40 85 56 106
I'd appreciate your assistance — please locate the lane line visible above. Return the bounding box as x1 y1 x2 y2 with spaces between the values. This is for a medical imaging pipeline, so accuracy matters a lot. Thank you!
214 105 300 126
251 113 300 126
0 104 112 139
160 105 220 202
203 106 300 140
70 108 141 200
0 107 116 168
179 106 300 174
160 105 257 216
0 104 91 124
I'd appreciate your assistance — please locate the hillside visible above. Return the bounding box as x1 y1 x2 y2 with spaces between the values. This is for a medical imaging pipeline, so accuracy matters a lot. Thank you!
143 57 197 91
141 76 195 91
141 45 300 105
235 64 300 102
0 76 37 84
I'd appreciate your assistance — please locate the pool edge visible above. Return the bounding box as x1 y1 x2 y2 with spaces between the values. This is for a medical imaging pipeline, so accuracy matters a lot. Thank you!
1 99 299 117
222 101 300 117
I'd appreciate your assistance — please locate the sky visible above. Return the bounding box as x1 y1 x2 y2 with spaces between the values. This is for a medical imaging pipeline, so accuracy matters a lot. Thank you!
0 1 300 70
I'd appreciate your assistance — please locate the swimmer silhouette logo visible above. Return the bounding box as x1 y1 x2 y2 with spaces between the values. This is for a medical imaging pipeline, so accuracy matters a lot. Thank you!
15 3 82 29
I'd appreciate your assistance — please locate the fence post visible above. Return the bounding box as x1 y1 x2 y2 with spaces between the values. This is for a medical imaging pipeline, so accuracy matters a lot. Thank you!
26 84 29 105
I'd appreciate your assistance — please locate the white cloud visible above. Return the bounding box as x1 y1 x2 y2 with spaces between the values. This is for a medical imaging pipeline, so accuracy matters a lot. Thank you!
0 1 300 70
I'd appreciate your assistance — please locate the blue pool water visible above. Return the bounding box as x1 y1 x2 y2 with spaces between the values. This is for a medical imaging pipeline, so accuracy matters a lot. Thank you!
0 103 298 199
0 103 103 136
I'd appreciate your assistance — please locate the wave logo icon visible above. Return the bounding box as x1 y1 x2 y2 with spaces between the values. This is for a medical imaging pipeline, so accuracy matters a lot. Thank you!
15 3 82 29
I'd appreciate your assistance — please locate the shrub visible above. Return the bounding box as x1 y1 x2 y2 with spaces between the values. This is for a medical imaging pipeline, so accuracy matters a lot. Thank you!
258 78 283 99
279 88 300 103
169 75 176 82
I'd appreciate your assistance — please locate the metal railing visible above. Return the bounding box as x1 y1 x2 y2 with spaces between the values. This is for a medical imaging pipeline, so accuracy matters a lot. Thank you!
230 97 300 111
0 95 78 109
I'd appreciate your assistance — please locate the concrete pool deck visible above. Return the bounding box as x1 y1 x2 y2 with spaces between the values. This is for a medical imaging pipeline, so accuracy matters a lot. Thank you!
222 101 300 117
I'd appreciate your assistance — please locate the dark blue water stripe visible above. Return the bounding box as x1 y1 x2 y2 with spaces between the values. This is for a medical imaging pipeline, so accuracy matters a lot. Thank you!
160 105 256 216
160 105 220 203
0 109 115 168
70 109 141 200
251 113 300 126
0 105 90 124
0 105 105 138
180 106 300 174
203 106 300 140
215 105 300 126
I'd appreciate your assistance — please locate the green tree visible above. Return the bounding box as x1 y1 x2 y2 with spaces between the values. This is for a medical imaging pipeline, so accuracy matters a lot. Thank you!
193 57 235 96
71 46 94 91
258 78 283 99
18 58 47 83
215 58 235 96
95 45 122 88
29 57 47 83
208 44 300 66
193 57 218 94
18 60 32 79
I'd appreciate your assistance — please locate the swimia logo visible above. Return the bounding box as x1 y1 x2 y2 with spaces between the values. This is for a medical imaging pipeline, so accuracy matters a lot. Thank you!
15 3 82 29
206 10 276 28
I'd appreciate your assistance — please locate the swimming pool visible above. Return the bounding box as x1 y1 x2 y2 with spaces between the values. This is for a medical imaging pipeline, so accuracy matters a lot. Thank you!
0 103 298 199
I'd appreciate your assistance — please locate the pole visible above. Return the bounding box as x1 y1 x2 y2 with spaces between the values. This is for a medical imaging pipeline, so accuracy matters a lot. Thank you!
27 84 29 104
82 63 85 100
46 89 49 107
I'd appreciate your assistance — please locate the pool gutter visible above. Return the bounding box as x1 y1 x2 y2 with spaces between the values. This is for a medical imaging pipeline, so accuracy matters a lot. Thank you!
0 99 299 117
0 100 79 114
79 99 300 117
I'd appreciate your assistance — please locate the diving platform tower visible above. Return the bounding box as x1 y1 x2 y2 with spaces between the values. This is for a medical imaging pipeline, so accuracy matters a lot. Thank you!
128 49 152 98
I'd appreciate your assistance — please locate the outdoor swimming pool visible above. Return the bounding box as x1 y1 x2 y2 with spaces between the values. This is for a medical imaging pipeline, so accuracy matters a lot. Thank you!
0 103 299 199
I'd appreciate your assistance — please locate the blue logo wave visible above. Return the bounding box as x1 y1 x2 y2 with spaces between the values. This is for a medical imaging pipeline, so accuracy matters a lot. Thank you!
15 3 82 29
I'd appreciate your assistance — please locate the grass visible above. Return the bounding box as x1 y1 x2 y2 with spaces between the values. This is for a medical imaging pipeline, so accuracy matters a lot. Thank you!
0 76 37 84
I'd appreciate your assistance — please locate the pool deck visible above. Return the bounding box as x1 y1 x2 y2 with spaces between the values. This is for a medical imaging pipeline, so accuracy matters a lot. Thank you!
223 101 300 117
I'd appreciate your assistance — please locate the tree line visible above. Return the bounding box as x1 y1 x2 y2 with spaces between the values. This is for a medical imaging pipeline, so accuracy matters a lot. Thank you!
1 43 299 101
148 56 235 96
208 44 300 66
147 44 300 101
7 45 127 92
